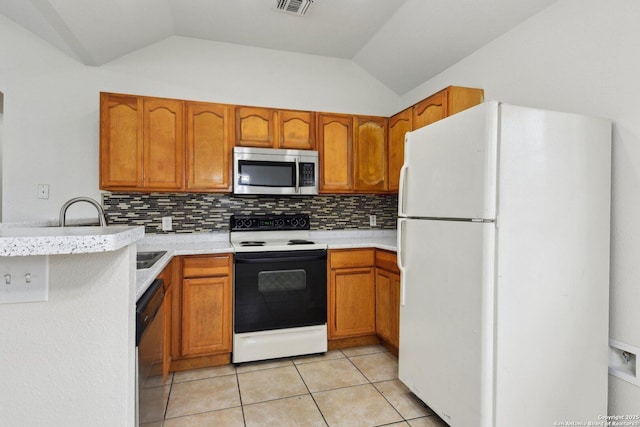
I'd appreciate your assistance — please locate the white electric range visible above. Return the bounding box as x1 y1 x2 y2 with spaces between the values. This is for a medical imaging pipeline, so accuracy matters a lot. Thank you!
229 214 328 363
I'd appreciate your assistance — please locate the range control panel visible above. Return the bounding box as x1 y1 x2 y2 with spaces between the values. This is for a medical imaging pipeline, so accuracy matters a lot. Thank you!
230 214 310 231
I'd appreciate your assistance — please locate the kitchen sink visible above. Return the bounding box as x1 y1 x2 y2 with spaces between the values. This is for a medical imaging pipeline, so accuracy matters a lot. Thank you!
136 251 167 270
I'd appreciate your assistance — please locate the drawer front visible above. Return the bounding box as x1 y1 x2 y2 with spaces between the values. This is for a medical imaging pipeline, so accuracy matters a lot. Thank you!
375 250 399 273
183 254 232 278
329 249 375 269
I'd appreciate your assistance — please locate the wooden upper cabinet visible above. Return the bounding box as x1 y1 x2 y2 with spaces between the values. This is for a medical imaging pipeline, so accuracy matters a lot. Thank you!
235 106 275 148
318 113 353 193
278 110 315 150
413 86 484 130
413 90 447 129
100 93 185 191
100 93 143 189
143 97 185 190
186 102 232 192
353 116 387 192
388 108 412 192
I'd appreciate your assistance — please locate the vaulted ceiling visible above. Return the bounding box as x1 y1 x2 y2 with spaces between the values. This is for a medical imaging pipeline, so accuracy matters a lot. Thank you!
0 0 558 94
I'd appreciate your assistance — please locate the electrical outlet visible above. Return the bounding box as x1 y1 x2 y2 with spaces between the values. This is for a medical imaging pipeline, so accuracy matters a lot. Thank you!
162 216 173 231
369 215 377 227
37 184 49 199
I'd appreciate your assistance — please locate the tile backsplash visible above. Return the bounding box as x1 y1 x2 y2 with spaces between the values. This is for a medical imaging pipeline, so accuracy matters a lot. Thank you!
103 193 398 233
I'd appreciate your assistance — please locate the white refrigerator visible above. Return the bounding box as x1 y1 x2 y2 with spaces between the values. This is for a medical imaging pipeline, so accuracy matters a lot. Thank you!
397 101 611 427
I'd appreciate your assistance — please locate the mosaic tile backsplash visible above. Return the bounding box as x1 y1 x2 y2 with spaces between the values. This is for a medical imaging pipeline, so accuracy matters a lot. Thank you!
103 193 398 233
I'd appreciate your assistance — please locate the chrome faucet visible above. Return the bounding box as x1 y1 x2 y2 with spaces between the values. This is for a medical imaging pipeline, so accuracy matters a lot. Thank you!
59 197 108 227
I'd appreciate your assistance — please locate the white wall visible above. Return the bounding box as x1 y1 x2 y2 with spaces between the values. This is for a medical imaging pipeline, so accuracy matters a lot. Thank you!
0 247 136 427
0 18 398 223
400 0 640 415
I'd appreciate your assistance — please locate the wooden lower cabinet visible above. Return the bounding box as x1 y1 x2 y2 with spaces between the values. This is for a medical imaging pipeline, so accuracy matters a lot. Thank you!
158 259 175 383
181 275 231 357
169 254 232 371
375 250 400 354
328 249 376 342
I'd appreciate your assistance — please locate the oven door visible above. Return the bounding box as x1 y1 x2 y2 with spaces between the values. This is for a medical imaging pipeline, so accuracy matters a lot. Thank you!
234 249 327 334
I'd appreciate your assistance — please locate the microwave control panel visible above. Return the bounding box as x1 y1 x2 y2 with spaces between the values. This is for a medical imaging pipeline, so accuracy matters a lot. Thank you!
300 163 315 187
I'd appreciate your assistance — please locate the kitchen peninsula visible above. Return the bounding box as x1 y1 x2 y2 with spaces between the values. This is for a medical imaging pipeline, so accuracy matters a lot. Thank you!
0 225 144 427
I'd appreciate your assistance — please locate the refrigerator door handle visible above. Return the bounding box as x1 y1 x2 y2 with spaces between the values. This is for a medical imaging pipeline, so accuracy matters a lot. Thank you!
398 164 408 216
397 218 407 306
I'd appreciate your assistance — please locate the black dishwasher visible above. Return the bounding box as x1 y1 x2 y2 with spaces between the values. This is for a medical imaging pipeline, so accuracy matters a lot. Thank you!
136 278 165 425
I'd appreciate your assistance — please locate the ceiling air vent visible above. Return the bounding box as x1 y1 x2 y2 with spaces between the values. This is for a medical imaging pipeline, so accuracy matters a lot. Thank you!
274 0 315 16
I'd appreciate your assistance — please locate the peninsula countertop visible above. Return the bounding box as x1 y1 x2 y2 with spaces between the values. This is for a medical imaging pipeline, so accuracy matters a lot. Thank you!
0 224 145 256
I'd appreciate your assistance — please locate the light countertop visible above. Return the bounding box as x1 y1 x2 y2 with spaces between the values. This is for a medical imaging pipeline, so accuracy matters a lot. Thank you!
0 224 145 256
135 229 397 299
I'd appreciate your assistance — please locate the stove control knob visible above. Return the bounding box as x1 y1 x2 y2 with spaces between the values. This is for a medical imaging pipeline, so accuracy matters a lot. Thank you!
240 219 252 229
299 218 307 227
275 218 285 227
291 218 299 227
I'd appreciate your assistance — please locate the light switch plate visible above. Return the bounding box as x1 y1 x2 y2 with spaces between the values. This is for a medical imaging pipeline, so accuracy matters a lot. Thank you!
0 256 49 304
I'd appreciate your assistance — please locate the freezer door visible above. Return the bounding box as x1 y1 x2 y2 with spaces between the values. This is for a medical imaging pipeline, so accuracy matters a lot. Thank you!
397 218 495 427
398 101 498 220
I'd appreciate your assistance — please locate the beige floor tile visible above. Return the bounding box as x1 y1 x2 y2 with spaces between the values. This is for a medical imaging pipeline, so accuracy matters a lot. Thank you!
407 415 450 427
341 345 387 358
244 394 327 427
374 379 433 419
313 383 403 427
293 350 345 365
139 385 170 424
163 407 245 427
236 358 293 373
238 365 308 404
165 375 240 419
296 358 368 392
384 423 411 427
144 372 173 388
350 351 398 382
173 364 236 383
140 421 164 427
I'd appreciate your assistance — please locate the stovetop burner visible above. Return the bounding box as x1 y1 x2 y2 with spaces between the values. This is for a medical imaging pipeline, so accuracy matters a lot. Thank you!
288 239 315 245
240 241 266 247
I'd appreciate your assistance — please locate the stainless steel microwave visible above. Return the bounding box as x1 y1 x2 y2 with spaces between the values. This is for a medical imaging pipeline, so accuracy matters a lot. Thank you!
233 147 319 195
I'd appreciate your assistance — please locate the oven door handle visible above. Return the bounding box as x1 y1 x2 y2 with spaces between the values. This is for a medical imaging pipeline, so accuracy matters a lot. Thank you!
235 254 326 264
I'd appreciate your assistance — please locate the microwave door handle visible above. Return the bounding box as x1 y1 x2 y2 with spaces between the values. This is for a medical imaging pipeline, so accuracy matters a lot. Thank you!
295 157 300 193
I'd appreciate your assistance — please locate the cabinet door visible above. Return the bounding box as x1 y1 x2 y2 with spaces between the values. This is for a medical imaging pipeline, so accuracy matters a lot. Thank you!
235 106 275 147
278 110 315 150
354 116 387 192
376 269 400 348
186 102 232 192
388 108 412 192
413 89 447 130
100 93 143 189
181 275 232 357
143 97 185 190
318 114 353 192
329 267 376 339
